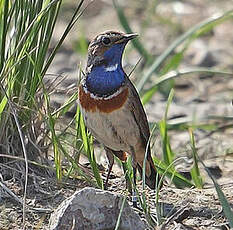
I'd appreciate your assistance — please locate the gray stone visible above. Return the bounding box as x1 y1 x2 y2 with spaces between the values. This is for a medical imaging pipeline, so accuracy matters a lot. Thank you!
49 187 147 230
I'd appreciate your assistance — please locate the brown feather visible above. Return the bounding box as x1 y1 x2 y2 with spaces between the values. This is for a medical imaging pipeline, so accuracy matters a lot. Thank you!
125 77 160 189
79 85 128 113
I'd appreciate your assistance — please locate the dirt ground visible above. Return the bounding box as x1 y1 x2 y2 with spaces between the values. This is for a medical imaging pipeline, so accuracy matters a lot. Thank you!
1 0 233 229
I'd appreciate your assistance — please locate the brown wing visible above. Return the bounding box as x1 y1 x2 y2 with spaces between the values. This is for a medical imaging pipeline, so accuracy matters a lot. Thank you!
125 77 150 146
125 77 160 189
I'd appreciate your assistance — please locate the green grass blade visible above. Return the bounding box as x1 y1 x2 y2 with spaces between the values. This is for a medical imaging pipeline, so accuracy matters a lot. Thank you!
189 128 204 188
160 89 175 166
114 195 127 230
141 86 158 105
51 91 79 118
142 122 157 190
153 157 194 188
137 9 233 92
79 110 103 188
156 51 184 97
42 0 85 75
121 161 132 194
0 95 8 117
200 160 233 227
159 120 173 166
44 89 62 181
160 52 184 76
142 68 233 104
165 88 174 120
113 0 151 63
141 122 159 227
0 0 9 71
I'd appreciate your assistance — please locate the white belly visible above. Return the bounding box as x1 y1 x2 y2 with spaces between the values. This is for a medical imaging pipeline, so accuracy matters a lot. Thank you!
80 104 140 152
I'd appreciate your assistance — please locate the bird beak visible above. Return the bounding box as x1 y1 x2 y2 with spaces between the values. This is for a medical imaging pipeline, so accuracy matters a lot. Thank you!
115 33 138 44
123 33 138 41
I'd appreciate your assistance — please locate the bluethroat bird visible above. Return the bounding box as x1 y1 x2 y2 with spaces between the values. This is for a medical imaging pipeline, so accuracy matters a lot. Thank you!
78 31 161 206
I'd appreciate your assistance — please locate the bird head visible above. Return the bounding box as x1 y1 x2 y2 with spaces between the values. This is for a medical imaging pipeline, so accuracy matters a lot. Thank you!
86 31 138 72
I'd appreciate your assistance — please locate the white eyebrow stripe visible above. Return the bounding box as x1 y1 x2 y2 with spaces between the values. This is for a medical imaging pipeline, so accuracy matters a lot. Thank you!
104 63 118 72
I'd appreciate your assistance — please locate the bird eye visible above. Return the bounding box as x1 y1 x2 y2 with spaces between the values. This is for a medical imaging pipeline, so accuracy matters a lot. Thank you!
102 37 111 46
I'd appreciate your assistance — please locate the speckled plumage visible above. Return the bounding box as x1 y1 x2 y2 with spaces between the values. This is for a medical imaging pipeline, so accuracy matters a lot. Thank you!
78 31 160 191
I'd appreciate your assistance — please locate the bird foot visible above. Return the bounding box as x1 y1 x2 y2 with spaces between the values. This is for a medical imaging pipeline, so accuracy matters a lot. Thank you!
132 191 138 207
104 180 109 190
131 191 143 211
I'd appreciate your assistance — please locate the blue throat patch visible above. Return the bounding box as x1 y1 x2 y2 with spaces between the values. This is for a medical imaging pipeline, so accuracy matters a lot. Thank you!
86 65 125 96
86 43 126 96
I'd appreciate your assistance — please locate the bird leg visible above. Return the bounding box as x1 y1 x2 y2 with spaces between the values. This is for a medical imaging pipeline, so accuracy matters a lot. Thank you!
104 161 114 190
104 149 114 190
132 166 138 208
130 146 139 208
105 147 128 190
105 147 139 208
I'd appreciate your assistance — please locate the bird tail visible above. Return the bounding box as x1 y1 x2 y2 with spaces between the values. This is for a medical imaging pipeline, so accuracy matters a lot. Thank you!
137 151 161 189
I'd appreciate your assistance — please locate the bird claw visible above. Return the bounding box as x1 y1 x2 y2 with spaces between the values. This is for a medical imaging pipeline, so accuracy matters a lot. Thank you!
131 191 143 211
132 191 138 207
104 183 108 190
133 200 138 208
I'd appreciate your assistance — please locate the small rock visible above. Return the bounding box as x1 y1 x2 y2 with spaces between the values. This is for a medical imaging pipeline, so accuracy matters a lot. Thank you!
49 187 147 230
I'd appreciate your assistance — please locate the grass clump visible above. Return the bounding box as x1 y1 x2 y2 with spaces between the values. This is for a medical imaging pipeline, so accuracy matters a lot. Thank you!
0 1 87 227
